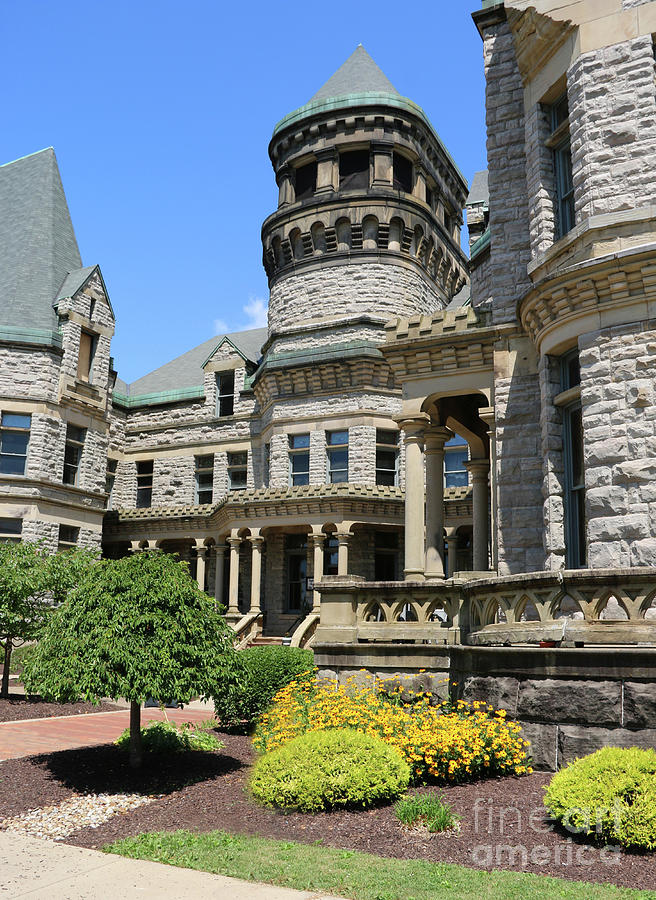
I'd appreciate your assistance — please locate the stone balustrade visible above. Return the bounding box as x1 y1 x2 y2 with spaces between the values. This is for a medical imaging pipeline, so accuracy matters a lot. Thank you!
316 568 656 648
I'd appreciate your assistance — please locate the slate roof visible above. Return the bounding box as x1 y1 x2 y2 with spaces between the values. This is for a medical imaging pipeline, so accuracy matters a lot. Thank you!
467 170 489 207
0 148 83 334
309 45 399 102
123 327 267 396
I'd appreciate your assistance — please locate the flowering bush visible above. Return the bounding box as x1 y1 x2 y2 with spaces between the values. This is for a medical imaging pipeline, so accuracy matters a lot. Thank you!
253 672 532 784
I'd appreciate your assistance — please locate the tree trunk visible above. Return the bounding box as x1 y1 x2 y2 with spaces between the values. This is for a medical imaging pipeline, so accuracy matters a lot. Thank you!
129 700 143 769
1 638 12 699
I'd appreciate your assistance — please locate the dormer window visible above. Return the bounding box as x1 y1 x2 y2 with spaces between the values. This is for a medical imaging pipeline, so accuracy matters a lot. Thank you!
393 153 413 193
339 149 369 191
294 162 317 201
78 330 97 383
216 371 235 417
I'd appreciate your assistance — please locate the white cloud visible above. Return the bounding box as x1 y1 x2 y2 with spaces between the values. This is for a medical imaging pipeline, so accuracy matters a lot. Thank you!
243 296 268 328
213 296 268 335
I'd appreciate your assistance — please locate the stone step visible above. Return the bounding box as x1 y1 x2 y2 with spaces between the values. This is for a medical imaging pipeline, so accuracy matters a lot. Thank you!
249 636 284 646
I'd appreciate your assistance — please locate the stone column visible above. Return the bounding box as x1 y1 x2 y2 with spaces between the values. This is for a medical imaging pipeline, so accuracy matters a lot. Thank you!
335 531 351 576
424 426 452 579
444 529 458 578
129 540 143 553
371 141 393 187
248 531 264 614
195 543 207 591
227 535 242 617
276 164 293 207
479 406 497 571
214 542 226 608
413 164 427 202
309 531 325 612
315 149 337 195
400 417 428 581
465 459 490 572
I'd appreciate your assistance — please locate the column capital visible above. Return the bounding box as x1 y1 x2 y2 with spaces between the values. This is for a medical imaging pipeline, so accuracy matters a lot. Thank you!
398 415 429 443
248 534 265 549
309 532 326 548
424 425 453 453
195 544 208 558
227 536 242 549
335 531 352 545
464 458 490 480
213 542 227 556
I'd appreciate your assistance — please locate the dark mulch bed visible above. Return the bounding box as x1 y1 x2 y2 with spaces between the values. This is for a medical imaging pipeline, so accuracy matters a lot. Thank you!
0 694 122 722
1 734 654 892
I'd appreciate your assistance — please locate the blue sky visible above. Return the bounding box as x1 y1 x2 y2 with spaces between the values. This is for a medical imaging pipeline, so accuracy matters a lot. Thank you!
2 1 487 383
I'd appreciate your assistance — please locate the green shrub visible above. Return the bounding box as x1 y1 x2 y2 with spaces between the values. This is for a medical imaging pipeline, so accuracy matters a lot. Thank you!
544 746 656 851
115 720 223 754
214 646 313 730
395 792 459 833
250 728 410 812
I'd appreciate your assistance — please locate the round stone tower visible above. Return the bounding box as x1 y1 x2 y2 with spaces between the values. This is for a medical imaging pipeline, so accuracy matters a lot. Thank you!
262 46 470 350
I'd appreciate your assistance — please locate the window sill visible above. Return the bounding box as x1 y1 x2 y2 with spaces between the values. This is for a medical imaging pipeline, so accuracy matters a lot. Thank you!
553 385 581 408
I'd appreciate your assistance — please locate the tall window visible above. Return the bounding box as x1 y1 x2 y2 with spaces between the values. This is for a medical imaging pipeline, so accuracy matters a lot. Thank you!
63 425 86 486
0 413 31 475
323 535 339 575
227 451 247 490
77 331 97 383
195 454 214 504
285 534 308 613
289 434 310 486
136 460 153 507
393 152 413 193
216 371 235 417
374 531 399 580
548 93 574 239
294 161 317 201
58 524 79 551
375 430 398 486
0 518 22 542
444 435 469 488
561 350 585 567
105 458 118 509
326 430 348 483
339 149 369 191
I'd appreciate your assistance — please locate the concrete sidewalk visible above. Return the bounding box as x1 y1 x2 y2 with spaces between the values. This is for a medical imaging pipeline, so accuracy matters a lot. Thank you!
0 832 345 899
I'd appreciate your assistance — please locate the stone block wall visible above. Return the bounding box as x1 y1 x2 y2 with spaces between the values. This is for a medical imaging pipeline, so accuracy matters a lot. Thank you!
79 427 109 495
269 261 445 333
0 346 61 403
539 355 566 570
152 456 195 506
569 36 656 221
21 519 59 552
26 415 66 484
470 254 492 310
483 21 533 325
494 346 545 574
524 102 557 258
580 319 656 567
349 425 376 485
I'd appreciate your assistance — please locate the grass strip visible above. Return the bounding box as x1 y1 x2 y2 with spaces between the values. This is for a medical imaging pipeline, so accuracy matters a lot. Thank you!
104 829 656 900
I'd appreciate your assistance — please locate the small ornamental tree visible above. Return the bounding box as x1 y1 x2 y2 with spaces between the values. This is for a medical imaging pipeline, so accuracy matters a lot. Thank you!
0 543 96 698
23 551 240 768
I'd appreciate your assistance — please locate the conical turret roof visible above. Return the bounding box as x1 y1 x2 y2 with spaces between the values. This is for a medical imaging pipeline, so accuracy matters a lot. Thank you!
309 45 399 103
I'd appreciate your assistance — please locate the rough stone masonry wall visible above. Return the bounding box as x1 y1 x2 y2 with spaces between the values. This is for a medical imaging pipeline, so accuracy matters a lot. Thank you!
268 261 445 334
539 354 566 570
580 320 656 567
494 348 545 575
469 253 492 310
151 456 195 506
0 346 61 404
524 102 557 258
568 36 656 221
483 21 533 325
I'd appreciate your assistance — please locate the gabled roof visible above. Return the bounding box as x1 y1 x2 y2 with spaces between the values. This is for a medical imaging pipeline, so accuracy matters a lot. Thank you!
0 148 82 335
309 45 399 103
54 264 115 320
123 327 267 397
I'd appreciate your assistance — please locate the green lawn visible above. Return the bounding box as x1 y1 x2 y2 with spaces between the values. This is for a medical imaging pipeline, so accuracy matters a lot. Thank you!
105 830 656 900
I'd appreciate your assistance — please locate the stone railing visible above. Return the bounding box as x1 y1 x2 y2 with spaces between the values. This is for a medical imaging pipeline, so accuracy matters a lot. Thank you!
315 569 656 648
230 611 263 650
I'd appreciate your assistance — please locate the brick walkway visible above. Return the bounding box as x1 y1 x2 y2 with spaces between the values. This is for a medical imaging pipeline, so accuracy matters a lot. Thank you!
0 708 214 761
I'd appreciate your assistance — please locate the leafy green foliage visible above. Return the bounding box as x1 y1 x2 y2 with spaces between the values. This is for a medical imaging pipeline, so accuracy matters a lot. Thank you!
23 550 240 707
214 645 314 730
395 792 459 833
0 542 98 696
115 720 223 754
250 728 410 812
544 747 656 850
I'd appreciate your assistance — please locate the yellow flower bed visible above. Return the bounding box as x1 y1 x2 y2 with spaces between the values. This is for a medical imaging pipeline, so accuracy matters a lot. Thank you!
253 672 532 784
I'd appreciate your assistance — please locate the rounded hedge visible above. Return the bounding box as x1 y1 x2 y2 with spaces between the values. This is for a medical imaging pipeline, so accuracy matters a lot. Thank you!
214 645 313 730
544 746 656 850
250 728 410 812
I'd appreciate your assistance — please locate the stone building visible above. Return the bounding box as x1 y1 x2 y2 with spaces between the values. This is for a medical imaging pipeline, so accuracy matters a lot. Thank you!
3 6 656 760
